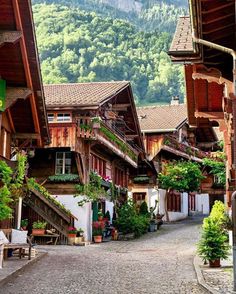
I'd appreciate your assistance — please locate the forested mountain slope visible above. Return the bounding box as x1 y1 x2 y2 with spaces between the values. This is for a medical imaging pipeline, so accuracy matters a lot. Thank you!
32 1 187 104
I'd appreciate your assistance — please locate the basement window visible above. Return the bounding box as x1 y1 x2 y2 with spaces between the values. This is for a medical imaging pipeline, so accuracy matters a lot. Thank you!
55 152 71 174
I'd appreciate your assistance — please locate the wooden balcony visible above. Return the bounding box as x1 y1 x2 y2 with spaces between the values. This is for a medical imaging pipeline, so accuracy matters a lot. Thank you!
77 117 139 167
147 134 209 162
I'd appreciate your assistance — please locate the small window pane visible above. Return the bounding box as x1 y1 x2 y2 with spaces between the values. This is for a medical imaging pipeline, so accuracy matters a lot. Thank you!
48 114 54 122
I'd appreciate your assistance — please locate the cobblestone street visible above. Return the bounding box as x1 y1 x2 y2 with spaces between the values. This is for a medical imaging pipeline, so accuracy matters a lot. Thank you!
1 218 209 294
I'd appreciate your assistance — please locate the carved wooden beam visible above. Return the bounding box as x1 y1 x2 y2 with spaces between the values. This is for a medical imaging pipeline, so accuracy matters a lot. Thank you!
0 31 22 47
192 65 233 93
6 87 32 109
13 133 40 140
195 111 224 119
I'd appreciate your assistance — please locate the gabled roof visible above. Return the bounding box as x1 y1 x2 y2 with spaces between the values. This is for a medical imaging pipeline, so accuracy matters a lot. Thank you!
44 82 129 109
137 104 187 133
169 16 194 55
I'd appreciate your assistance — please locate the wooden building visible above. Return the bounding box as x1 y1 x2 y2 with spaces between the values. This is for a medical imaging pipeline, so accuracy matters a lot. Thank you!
29 81 144 240
169 1 236 207
131 99 222 221
0 1 78 241
0 0 48 160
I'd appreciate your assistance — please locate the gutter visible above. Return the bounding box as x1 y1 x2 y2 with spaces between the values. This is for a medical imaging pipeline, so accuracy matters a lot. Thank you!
192 30 236 95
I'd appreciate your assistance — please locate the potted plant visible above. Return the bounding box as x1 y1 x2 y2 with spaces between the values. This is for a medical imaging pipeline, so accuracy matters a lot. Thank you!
149 219 156 232
92 221 105 243
104 210 111 223
75 228 84 244
32 220 47 235
197 217 230 267
91 117 101 129
68 226 77 245
21 219 28 230
98 210 103 221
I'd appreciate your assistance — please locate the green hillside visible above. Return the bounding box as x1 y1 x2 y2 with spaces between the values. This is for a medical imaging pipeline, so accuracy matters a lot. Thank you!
33 2 186 104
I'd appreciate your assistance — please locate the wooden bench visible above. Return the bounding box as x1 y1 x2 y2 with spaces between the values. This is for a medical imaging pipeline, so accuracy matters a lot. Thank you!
2 229 32 261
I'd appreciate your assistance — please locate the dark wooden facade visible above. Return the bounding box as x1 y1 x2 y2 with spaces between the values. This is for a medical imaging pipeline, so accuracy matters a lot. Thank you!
169 0 236 206
0 0 49 160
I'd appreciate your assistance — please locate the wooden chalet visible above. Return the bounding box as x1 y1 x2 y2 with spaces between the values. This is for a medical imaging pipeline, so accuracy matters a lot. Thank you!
28 82 144 240
169 1 236 207
0 0 48 159
0 1 78 243
132 100 222 219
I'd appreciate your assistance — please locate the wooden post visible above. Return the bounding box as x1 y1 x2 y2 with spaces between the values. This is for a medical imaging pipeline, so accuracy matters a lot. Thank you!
0 243 3 269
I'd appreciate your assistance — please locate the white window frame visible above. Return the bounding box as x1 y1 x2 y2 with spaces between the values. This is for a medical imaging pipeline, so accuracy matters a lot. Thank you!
55 152 72 174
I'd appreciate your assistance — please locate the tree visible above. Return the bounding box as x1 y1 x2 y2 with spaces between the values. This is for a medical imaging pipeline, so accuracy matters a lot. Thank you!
158 161 204 221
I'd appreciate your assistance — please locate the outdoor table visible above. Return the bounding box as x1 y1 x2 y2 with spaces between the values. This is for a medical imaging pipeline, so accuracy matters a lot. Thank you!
31 234 59 245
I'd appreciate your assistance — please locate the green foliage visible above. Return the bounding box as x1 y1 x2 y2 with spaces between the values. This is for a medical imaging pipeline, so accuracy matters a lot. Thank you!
158 161 204 192
75 171 106 206
139 201 149 216
114 200 150 237
203 153 226 187
209 200 232 231
0 153 27 221
100 126 137 161
27 177 72 215
133 175 150 183
48 173 79 182
197 217 230 263
21 219 28 227
32 220 47 229
32 0 187 33
32 3 185 105
104 210 111 221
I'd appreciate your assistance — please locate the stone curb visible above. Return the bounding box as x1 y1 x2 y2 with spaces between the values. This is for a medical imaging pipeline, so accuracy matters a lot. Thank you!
193 255 220 294
0 251 48 287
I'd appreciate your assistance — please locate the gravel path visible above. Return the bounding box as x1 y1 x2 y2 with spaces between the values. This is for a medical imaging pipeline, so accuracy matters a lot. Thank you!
1 217 209 294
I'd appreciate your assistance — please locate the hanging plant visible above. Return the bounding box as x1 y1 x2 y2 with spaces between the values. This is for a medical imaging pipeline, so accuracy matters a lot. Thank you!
75 171 106 206
0 152 27 220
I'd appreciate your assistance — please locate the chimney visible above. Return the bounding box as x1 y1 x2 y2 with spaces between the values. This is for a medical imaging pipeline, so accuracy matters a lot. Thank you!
171 95 179 105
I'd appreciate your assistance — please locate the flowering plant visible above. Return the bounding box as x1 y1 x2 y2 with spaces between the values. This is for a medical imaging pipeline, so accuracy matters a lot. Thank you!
92 221 105 236
104 176 112 182
68 226 77 234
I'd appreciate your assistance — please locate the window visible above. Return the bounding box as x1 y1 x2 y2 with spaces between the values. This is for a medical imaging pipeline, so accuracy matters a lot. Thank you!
48 113 54 123
115 167 126 187
48 113 72 123
133 193 146 207
57 113 71 122
55 152 71 174
91 154 106 178
167 191 181 212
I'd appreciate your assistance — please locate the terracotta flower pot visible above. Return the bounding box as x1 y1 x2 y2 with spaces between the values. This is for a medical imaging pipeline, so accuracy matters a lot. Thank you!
94 235 102 243
209 259 221 268
32 229 45 235
67 233 76 238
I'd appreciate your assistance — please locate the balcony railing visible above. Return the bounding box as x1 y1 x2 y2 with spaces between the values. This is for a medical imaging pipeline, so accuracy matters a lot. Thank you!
77 117 139 166
162 135 209 160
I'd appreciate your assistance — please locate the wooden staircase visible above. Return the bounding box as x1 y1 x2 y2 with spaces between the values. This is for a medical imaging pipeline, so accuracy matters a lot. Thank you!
24 188 75 243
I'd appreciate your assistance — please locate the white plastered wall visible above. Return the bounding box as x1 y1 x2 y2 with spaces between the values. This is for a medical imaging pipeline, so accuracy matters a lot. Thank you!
53 195 92 241
195 193 210 215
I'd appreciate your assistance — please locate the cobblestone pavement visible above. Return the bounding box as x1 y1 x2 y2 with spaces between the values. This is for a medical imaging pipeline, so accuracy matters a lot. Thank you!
203 267 233 293
1 217 209 294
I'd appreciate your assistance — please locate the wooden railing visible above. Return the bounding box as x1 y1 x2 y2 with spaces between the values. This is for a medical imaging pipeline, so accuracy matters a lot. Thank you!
24 188 75 244
162 135 208 159
76 117 139 164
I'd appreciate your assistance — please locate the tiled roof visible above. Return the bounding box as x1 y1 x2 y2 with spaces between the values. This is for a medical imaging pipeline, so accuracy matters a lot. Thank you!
169 16 194 54
44 81 129 108
137 104 187 132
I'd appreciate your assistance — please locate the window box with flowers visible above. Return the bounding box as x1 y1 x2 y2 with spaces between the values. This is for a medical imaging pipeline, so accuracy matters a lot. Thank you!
93 221 105 243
